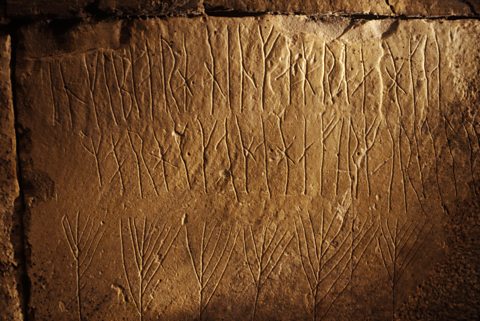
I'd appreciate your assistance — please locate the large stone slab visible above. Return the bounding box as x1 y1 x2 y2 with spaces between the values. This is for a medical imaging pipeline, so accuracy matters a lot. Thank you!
203 0 480 16
0 34 23 321
16 16 480 320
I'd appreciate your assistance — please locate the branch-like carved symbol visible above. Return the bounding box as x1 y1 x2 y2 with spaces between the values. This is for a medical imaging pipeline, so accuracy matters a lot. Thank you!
242 219 294 321
62 211 106 321
119 216 180 321
185 220 238 321
377 216 432 320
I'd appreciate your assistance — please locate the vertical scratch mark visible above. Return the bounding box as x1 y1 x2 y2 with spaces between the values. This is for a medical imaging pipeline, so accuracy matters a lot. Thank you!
261 117 272 198
159 35 171 116
434 31 458 199
127 130 144 198
138 131 160 196
288 47 293 106
108 134 126 195
103 52 119 126
197 118 218 194
399 125 409 215
235 115 262 194
258 25 280 111
360 46 371 196
238 25 245 112
387 123 395 213
110 52 127 121
205 25 226 115
48 62 60 126
224 119 240 201
275 113 295 195
408 37 426 198
181 34 190 113
84 52 102 130
226 26 232 111
145 40 155 121
335 118 345 196
152 129 174 193
174 122 192 190
58 61 75 129
81 134 104 189
161 38 181 113
297 116 314 195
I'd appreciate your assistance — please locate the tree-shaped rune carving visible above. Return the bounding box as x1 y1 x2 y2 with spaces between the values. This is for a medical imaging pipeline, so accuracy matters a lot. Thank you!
377 216 432 320
295 206 356 321
242 219 294 321
61 211 106 321
184 221 238 321
119 217 181 321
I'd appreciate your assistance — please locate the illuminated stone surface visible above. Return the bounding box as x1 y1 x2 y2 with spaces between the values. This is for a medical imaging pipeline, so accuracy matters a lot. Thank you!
13 16 480 320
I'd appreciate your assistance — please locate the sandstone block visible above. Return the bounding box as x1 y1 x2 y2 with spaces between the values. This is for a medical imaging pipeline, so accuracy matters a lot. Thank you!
15 16 480 320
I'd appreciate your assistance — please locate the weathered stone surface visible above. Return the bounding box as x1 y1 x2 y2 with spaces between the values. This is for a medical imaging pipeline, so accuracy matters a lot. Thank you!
0 34 23 321
205 0 480 16
97 0 203 16
6 0 203 18
16 16 480 321
5 0 480 18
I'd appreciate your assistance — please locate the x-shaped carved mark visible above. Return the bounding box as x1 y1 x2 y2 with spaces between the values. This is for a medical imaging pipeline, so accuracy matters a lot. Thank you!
384 43 408 95
294 42 318 95
151 145 177 170
297 141 315 163
350 67 375 96
243 139 263 162
276 140 296 165
385 63 407 95
107 135 126 188
204 63 226 98
235 115 263 162
176 69 196 96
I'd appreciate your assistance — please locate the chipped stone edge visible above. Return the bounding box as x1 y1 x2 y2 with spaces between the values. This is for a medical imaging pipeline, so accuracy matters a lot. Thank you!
0 33 24 321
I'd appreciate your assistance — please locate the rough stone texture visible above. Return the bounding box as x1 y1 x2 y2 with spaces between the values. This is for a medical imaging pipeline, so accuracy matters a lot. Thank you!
6 0 203 18
205 0 480 16
97 0 203 16
4 0 480 18
15 16 480 321
398 199 480 320
0 34 23 321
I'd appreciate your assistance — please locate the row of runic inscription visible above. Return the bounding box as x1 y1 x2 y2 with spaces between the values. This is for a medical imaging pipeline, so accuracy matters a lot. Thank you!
45 29 479 209
78 101 477 217
61 209 431 321
48 29 447 125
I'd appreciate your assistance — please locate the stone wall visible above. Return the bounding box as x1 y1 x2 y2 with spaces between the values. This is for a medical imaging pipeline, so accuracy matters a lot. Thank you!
1 1 480 321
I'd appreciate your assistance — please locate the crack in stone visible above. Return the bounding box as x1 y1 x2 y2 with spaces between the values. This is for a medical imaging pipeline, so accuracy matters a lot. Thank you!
9 31 31 321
